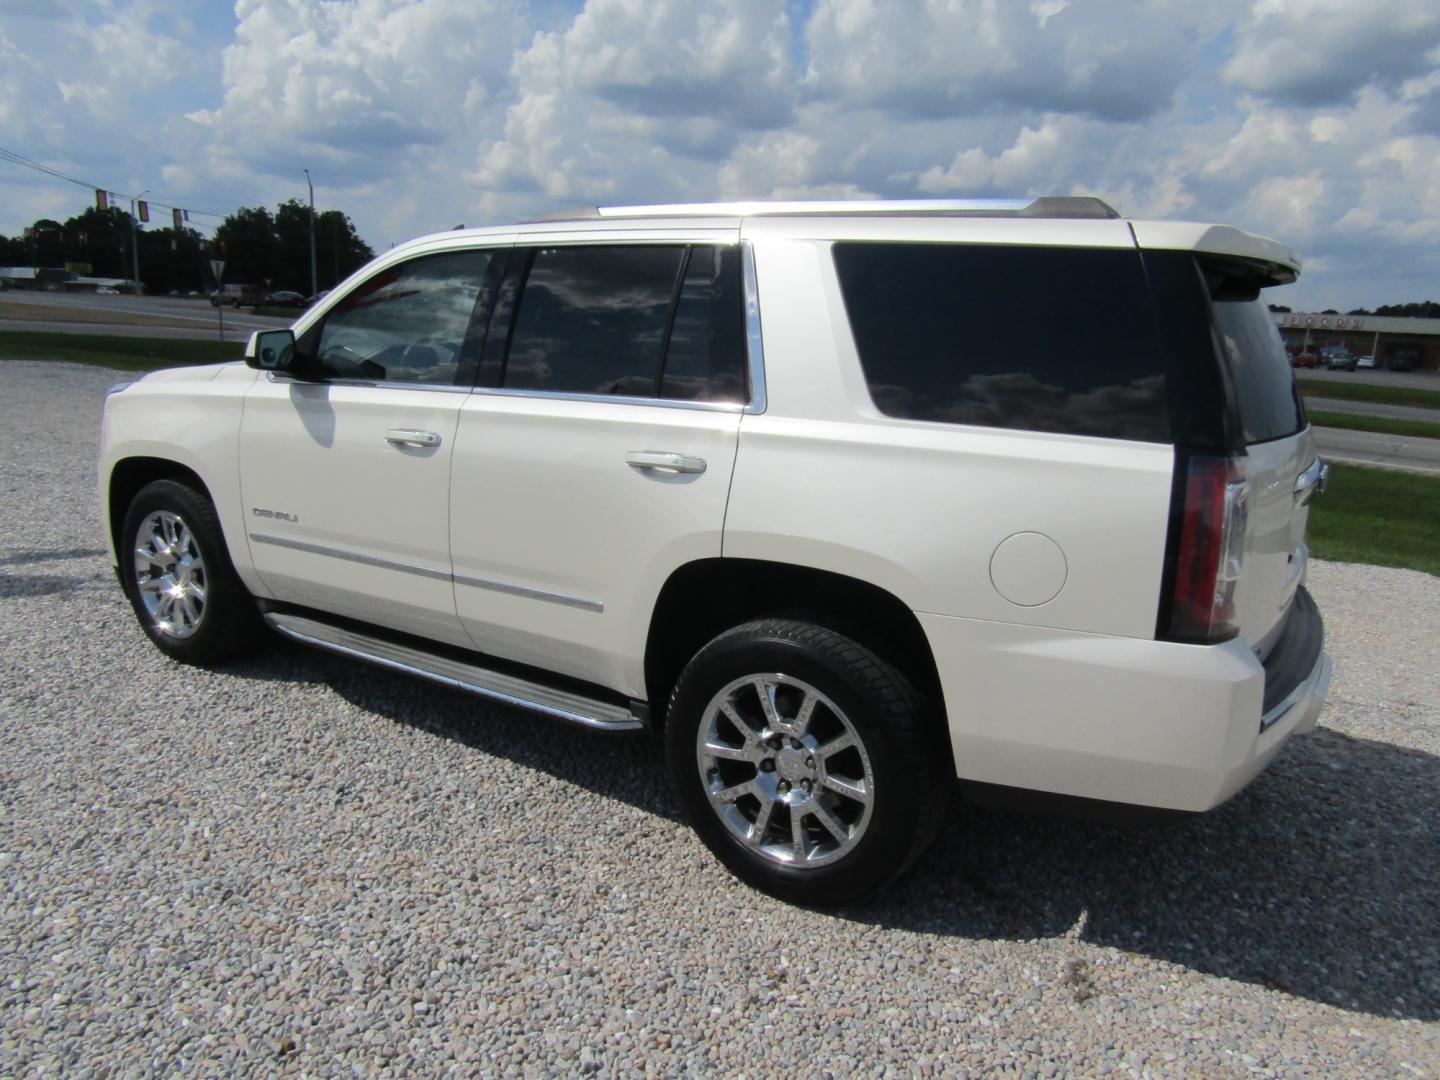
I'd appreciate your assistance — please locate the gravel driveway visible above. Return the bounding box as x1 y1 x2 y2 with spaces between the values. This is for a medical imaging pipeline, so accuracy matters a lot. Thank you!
2 360 1437 1076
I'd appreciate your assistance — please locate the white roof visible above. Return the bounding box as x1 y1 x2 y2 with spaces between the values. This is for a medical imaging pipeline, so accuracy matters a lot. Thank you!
393 197 1301 278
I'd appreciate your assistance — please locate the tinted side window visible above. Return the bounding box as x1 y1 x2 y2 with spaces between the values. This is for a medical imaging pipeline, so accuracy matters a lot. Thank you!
504 246 684 396
314 250 493 385
833 243 1170 442
659 246 746 403
1211 296 1304 444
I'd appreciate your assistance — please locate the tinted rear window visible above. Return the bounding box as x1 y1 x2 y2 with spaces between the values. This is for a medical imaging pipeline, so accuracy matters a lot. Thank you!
504 246 684 396
1211 296 1305 444
833 243 1170 441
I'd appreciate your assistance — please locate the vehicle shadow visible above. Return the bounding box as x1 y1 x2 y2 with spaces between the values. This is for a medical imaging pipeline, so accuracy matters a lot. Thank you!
858 725 1440 1022
228 642 1439 1022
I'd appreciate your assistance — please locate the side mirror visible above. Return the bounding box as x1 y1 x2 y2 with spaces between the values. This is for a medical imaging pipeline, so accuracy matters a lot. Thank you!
245 329 297 372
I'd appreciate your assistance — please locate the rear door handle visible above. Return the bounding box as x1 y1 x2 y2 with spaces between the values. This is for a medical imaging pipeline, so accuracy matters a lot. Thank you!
385 429 442 448
625 450 707 475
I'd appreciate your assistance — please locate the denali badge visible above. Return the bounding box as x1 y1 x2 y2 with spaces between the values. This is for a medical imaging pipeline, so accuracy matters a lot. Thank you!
251 507 299 523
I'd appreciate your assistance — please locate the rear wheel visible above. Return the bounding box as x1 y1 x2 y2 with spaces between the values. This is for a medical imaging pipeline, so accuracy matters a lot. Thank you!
120 479 264 664
665 618 950 906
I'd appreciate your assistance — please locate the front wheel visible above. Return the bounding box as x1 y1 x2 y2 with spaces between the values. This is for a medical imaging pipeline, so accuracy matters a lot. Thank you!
665 619 950 906
119 479 264 664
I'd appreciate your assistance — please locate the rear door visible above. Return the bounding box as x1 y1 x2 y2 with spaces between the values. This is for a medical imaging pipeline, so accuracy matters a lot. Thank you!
448 237 748 696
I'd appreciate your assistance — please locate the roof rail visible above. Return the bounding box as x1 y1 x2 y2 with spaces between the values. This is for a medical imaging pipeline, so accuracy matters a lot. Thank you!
522 196 1119 224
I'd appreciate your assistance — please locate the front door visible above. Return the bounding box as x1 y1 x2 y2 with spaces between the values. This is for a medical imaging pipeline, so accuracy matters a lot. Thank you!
239 246 503 645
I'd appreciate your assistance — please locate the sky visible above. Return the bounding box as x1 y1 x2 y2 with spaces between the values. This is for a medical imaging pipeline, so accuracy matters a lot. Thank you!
2 0 1439 311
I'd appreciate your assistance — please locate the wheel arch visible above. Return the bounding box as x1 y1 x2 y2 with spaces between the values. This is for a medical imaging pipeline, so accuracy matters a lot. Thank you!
644 558 948 743
106 457 215 561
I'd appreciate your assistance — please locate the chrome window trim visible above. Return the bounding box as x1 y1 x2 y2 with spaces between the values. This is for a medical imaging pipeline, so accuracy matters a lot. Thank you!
468 385 744 414
452 571 604 613
265 371 474 394
249 533 604 612
741 241 767 415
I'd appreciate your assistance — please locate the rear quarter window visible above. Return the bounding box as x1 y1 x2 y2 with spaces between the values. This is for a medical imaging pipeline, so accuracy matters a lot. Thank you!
833 242 1170 442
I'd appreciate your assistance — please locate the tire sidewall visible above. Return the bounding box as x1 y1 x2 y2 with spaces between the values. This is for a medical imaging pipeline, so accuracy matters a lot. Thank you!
666 626 929 906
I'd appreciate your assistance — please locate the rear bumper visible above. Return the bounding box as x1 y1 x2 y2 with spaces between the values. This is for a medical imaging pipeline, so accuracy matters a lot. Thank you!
918 598 1332 813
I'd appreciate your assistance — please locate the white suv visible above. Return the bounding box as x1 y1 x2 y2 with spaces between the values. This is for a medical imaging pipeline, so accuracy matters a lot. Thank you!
99 197 1331 905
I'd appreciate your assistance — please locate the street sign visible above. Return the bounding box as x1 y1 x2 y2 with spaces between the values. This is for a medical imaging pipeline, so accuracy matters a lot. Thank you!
210 259 225 285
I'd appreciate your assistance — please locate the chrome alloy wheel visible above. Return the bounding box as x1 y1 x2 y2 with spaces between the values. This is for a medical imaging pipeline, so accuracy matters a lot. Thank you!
132 510 207 639
696 673 875 868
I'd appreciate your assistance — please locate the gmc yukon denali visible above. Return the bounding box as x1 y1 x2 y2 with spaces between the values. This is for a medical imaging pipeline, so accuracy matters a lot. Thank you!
99 197 1332 905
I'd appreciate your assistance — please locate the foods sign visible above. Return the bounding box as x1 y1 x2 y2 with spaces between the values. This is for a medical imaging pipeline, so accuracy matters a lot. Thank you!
1279 313 1365 330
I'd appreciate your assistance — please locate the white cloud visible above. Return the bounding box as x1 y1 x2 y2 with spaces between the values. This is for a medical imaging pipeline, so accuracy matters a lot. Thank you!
3 0 1440 309
802 0 1234 122
1224 0 1440 106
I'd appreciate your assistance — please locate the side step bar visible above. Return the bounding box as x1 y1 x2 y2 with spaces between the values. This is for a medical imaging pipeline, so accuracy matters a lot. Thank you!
264 611 644 732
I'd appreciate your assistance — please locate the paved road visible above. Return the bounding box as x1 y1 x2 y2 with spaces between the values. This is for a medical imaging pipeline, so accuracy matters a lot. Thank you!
0 289 292 341
1313 425 1440 476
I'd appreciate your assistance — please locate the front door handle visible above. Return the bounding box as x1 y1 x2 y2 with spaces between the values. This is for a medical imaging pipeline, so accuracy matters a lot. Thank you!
385 429 442 448
625 450 707 475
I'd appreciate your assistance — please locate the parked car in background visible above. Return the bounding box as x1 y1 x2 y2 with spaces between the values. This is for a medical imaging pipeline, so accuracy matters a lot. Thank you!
1357 354 1377 369
210 283 266 308
1387 346 1421 372
96 286 119 296
98 196 1331 905
266 290 307 306
1293 351 1318 368
1321 347 1356 371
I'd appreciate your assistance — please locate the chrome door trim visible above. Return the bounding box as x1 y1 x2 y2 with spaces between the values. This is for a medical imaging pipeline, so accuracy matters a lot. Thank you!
250 533 605 612
249 533 451 581
741 240 768 416
452 571 604 613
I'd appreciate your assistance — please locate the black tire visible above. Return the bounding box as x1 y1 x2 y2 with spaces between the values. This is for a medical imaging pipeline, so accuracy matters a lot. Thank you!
664 618 950 907
119 479 265 665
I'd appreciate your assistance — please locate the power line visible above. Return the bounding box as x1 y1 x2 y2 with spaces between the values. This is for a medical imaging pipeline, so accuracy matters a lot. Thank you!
0 144 229 220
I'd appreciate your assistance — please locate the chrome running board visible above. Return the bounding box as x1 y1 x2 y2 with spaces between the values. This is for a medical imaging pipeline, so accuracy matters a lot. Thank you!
263 611 644 732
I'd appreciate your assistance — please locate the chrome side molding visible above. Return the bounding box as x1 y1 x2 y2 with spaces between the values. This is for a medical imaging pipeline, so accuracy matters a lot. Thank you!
264 611 643 732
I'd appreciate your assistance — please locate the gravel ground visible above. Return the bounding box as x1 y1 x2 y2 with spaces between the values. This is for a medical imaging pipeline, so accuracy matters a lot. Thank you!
2 359 1438 1077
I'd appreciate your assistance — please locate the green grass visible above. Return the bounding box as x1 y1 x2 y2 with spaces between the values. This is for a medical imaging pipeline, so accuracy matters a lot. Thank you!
1308 410 1440 440
1308 462 1440 577
0 331 240 372
1297 377 1440 411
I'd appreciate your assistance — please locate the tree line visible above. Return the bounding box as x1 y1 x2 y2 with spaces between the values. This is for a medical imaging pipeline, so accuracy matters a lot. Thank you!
0 199 374 297
1270 301 1440 318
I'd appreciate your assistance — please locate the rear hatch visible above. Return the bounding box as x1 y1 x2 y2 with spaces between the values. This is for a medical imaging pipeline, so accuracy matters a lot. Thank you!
1209 278 1316 655
1141 238 1323 659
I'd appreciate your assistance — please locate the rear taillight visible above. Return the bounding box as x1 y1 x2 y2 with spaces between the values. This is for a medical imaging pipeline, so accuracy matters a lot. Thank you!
1161 454 1249 643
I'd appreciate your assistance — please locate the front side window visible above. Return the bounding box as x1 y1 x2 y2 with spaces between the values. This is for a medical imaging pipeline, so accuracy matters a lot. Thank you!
314 250 494 385
833 242 1170 442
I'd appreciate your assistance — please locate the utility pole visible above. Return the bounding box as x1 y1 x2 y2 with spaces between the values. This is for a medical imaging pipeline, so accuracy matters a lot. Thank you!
304 168 317 299
128 190 149 294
